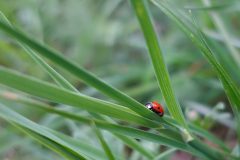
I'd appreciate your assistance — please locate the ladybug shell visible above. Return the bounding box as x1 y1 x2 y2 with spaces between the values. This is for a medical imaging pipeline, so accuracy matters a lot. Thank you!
151 101 164 116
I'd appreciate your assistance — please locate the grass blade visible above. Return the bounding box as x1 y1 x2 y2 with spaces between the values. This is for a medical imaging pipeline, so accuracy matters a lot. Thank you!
0 11 78 92
0 11 78 93
202 0 240 67
150 0 240 159
92 122 115 160
130 0 189 133
0 15 163 122
0 91 228 159
0 101 192 154
0 66 161 128
0 12 118 159
0 103 88 160
150 0 240 113
1 91 155 159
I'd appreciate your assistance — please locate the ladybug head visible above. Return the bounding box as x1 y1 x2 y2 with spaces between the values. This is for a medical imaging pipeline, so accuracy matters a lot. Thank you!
145 102 153 109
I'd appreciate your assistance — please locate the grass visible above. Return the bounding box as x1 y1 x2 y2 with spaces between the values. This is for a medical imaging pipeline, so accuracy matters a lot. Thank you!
0 0 239 159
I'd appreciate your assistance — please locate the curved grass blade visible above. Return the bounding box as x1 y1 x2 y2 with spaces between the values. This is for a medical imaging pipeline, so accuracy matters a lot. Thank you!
0 101 196 156
189 6 240 147
2 90 231 158
15 125 89 160
1 91 155 159
0 66 160 128
2 90 229 155
150 0 240 112
0 91 226 159
0 103 88 160
0 16 163 122
22 46 78 92
0 92 183 143
0 11 78 92
48 127 113 160
0 12 119 159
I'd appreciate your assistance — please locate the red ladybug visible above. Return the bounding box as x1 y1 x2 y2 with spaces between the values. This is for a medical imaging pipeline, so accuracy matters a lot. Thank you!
145 101 164 117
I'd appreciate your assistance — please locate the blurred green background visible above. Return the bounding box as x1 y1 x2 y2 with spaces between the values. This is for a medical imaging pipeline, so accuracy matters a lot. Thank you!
0 0 239 159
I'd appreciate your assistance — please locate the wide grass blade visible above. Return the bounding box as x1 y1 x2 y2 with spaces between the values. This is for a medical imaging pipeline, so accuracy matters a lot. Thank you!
1 91 155 159
0 11 78 92
15 125 89 160
0 67 230 158
48 130 111 160
0 103 89 160
4 90 228 157
0 101 193 154
0 66 161 128
0 73 230 159
0 12 119 159
130 0 189 137
0 16 162 122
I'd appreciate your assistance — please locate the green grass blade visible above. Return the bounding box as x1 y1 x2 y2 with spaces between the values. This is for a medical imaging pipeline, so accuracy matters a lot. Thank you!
0 13 118 159
0 92 183 144
5 90 228 159
0 92 217 159
130 0 189 132
0 66 163 128
0 103 88 160
130 0 193 144
0 101 193 155
0 11 78 92
1 92 155 159
150 0 240 158
190 8 240 148
92 122 116 160
23 46 78 92
6 89 228 154
151 0 240 112
14 125 88 160
202 0 240 69
48 130 110 160
0 16 162 122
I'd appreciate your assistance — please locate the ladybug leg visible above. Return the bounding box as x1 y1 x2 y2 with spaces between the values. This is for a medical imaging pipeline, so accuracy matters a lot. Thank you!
152 109 159 114
158 112 164 117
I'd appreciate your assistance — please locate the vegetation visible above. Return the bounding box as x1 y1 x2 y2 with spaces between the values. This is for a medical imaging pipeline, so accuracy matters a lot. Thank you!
0 0 239 159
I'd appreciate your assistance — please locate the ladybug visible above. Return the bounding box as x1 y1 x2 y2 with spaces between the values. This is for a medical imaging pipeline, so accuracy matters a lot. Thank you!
145 101 164 117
